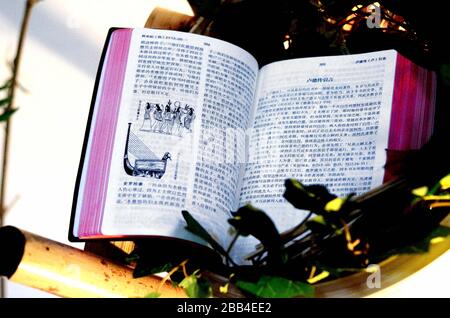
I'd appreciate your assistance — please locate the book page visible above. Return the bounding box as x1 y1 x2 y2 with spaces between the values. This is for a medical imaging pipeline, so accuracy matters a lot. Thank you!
99 28 258 247
239 50 397 241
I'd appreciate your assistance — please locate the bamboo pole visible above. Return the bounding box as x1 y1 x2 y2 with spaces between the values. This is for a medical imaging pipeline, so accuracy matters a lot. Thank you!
0 226 186 298
1 222 449 298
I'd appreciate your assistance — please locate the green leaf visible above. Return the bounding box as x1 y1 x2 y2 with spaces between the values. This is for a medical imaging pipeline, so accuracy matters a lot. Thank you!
323 194 355 217
0 97 12 107
0 79 12 91
182 210 227 256
283 179 315 210
283 179 336 213
380 226 450 258
439 174 450 190
393 226 450 254
0 108 17 121
412 186 428 197
324 197 345 212
310 215 326 226
228 204 281 249
440 64 450 86
306 215 330 233
144 292 161 298
236 275 314 298
133 261 174 278
312 263 364 279
125 252 139 263
179 273 213 298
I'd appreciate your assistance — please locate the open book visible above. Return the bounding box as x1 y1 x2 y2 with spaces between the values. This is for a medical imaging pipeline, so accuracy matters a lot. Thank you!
69 28 436 258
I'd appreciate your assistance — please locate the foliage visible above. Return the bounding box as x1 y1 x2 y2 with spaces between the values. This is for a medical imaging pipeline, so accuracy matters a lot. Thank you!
0 79 15 123
130 171 449 297
179 270 213 298
182 210 228 257
378 226 450 257
133 261 175 279
228 205 281 251
0 108 18 122
236 275 314 298
283 180 337 212
144 292 161 298
0 80 12 91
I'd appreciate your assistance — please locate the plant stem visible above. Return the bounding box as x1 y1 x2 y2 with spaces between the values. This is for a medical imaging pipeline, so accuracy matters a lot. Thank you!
0 0 40 298
226 232 239 255
224 232 240 267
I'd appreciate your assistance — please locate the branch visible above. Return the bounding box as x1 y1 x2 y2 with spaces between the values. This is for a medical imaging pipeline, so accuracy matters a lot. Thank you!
0 0 41 299
0 0 40 224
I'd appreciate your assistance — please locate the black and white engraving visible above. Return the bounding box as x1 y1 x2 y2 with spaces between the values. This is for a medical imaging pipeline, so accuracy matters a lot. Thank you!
124 123 171 179
138 99 196 137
